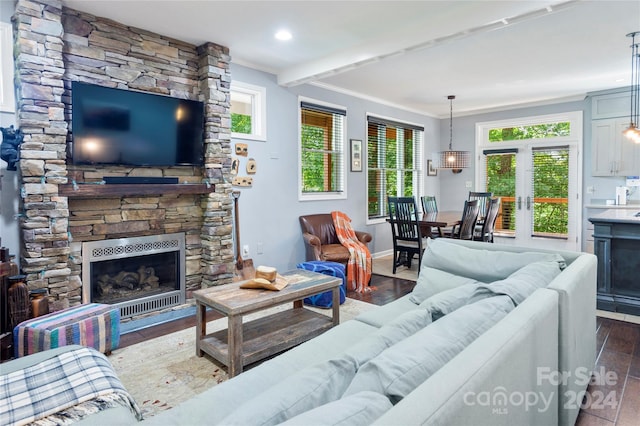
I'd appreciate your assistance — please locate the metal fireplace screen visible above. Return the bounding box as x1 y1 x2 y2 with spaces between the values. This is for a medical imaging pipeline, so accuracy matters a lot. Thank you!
82 233 186 318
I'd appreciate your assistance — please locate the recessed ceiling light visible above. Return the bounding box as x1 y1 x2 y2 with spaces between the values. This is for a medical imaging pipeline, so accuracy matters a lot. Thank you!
275 30 292 41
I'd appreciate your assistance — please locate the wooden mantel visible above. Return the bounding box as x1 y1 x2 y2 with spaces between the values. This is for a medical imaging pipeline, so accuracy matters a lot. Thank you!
59 183 216 199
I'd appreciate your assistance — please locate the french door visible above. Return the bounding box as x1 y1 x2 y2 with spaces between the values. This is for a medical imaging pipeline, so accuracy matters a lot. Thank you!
476 112 582 251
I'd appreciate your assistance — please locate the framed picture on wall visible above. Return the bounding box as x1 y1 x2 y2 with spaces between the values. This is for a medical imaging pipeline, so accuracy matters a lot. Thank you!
351 139 362 172
427 159 438 176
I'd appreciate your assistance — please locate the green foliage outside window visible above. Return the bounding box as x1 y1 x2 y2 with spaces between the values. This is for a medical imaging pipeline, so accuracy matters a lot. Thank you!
489 122 570 142
231 113 252 134
367 125 418 218
301 124 341 192
485 149 569 236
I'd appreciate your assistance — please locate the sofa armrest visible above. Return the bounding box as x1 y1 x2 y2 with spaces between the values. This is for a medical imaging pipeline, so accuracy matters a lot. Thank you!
374 289 560 426
301 232 322 261
546 253 597 426
355 231 372 245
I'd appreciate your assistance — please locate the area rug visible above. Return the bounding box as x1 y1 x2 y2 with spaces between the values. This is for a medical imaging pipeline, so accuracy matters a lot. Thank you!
108 298 377 419
372 254 419 282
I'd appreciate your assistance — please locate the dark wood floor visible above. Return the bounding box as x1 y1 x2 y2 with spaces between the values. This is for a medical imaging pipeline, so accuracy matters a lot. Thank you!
120 274 639 425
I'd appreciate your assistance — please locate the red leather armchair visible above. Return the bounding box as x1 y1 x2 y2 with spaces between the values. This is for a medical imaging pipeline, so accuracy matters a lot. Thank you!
299 214 372 265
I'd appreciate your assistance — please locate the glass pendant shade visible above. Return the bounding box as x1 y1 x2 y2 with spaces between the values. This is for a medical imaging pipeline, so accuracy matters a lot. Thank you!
435 150 470 172
434 95 471 173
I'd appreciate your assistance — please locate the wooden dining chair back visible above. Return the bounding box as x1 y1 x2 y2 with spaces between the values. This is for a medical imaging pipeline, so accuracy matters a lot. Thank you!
421 195 438 214
387 196 424 273
468 191 493 219
447 199 480 240
420 195 446 237
474 197 501 242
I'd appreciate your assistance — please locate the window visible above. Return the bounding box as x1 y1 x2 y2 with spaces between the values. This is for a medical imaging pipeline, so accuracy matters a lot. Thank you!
477 111 582 251
488 121 570 142
299 99 346 200
0 22 14 113
230 81 266 141
367 115 424 220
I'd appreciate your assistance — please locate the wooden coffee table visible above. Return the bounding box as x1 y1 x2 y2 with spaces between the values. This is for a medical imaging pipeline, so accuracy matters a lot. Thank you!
194 269 341 377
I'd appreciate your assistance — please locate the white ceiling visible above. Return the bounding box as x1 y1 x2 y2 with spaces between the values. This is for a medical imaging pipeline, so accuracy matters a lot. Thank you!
62 0 640 118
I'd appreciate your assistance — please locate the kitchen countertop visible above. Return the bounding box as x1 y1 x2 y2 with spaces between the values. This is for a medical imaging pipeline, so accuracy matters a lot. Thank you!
588 209 640 224
585 200 640 209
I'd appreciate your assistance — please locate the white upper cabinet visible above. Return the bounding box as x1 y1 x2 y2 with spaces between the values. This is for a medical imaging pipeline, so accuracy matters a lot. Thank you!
591 118 640 176
591 91 640 176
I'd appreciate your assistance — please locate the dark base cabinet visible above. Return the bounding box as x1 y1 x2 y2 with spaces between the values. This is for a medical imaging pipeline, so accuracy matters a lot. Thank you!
590 219 640 315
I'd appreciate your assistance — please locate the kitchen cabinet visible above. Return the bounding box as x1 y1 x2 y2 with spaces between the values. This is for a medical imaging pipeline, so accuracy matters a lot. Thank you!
591 118 640 176
589 211 640 315
591 91 631 119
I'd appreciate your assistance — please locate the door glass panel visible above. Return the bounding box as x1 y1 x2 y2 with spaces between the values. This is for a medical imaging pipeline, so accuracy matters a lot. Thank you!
485 152 516 236
531 147 569 239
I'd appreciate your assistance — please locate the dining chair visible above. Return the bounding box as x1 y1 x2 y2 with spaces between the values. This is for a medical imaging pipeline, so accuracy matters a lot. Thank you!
444 199 480 240
421 195 438 214
468 191 493 220
473 197 501 242
419 195 444 237
387 196 424 273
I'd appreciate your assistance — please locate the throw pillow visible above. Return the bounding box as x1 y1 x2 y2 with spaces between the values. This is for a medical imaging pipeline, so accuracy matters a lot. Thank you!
344 308 432 368
417 281 485 320
477 260 562 305
422 238 566 282
410 267 479 304
343 295 515 404
278 391 392 426
218 358 356 426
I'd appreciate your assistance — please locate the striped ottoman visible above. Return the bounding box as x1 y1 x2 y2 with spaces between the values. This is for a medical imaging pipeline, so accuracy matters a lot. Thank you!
13 303 120 358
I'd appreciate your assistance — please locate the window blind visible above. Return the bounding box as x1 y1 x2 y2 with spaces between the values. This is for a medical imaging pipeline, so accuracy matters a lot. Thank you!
367 117 423 219
300 103 345 194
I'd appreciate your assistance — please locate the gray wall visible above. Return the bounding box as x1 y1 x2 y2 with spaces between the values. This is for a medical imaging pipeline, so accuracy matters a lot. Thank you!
230 64 439 271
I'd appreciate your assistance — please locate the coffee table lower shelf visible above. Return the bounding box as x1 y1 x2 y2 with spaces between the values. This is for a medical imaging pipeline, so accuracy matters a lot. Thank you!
199 308 333 368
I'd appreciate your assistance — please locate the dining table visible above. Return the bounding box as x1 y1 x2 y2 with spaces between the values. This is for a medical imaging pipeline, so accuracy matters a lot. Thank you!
417 210 462 238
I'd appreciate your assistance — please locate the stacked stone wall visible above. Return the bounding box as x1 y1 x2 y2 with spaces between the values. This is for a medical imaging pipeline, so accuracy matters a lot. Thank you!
13 0 233 310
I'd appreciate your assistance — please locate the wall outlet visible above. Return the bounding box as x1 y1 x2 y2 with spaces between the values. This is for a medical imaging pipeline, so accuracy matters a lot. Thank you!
242 245 250 257
256 242 264 254
465 181 472 188
587 185 595 194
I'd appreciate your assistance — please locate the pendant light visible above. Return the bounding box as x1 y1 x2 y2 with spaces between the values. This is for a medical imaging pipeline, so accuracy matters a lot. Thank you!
623 31 640 144
434 95 470 173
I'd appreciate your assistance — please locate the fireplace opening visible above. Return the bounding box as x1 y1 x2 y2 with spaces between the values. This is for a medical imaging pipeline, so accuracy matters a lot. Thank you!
91 251 178 305
82 233 186 318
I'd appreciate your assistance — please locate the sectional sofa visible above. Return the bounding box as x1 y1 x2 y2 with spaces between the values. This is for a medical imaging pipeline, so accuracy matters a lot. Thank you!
1 238 596 426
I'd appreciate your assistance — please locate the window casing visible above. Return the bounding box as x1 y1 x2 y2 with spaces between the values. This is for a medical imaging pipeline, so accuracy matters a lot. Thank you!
299 99 346 201
367 115 424 220
0 22 14 113
230 81 266 141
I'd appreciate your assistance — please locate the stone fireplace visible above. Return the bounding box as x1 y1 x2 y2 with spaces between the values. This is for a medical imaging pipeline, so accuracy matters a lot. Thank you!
82 233 185 318
12 0 235 315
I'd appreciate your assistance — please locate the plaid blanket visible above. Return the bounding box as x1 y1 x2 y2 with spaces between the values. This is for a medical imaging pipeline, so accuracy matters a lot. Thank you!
331 211 372 293
0 347 142 426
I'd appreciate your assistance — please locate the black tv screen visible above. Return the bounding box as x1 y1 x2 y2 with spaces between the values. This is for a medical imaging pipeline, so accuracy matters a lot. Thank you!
71 81 204 167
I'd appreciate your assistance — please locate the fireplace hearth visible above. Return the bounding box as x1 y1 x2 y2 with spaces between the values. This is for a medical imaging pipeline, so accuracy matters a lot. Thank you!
82 233 186 318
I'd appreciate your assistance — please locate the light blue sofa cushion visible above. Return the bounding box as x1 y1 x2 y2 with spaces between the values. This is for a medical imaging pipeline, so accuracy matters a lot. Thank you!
410 267 479 304
345 308 432 368
415 260 560 320
421 237 566 283
354 294 417 328
218 358 357 426
279 391 392 426
417 282 485 320
343 295 515 403
479 260 562 305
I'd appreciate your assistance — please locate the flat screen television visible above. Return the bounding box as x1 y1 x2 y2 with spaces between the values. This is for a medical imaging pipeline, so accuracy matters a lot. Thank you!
71 81 204 167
